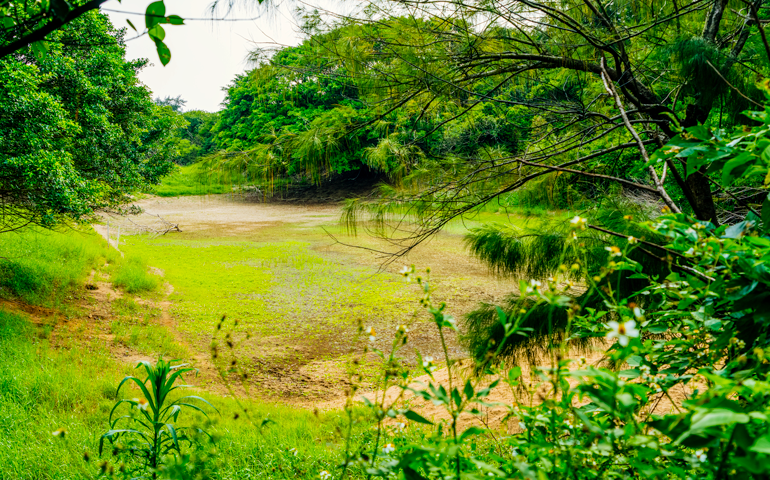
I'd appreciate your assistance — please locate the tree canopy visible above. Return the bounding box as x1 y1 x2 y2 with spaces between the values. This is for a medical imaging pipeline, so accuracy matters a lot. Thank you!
0 11 182 233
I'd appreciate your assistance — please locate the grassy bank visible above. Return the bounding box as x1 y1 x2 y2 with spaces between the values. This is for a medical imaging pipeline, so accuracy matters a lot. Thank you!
0 227 117 308
153 163 242 197
0 226 379 479
0 309 369 479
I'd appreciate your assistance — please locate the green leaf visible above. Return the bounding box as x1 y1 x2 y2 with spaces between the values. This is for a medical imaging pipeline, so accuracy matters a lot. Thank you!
404 410 433 425
154 38 171 66
688 408 750 433
762 194 770 234
145 0 166 29
148 24 166 42
167 15 184 25
458 426 487 442
463 380 474 400
126 18 137 31
750 434 770 453
29 41 48 60
722 152 755 186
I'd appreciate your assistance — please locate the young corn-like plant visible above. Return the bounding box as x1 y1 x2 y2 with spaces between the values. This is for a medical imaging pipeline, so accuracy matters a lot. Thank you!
99 358 216 477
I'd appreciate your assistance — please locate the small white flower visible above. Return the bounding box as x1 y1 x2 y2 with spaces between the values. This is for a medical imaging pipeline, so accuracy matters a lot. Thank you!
606 320 640 347
394 422 406 432
422 356 434 367
365 327 376 342
135 398 149 411
319 470 332 480
570 216 587 229
399 265 414 282
605 246 622 257
52 428 66 437
397 324 409 334
382 443 395 454
632 307 644 320
289 448 298 456
627 236 637 244
694 450 707 462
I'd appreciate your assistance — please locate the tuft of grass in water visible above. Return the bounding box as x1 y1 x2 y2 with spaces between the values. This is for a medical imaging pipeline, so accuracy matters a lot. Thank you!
0 226 117 307
112 256 160 294
153 163 239 197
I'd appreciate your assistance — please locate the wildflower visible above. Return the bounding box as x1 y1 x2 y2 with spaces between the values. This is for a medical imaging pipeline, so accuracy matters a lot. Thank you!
399 265 413 281
382 443 395 454
694 450 707 463
52 428 67 438
569 231 578 241
623 215 633 220
649 382 663 393
289 448 298 456
606 320 639 347
605 246 622 258
319 470 332 480
422 356 434 368
570 216 587 229
365 327 376 342
525 279 542 294
627 236 637 244
640 365 651 375
394 422 406 432
661 206 671 213
136 398 150 411
397 324 409 334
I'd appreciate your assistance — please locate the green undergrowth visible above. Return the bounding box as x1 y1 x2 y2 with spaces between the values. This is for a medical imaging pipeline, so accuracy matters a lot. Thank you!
0 308 372 479
0 226 117 308
109 297 189 359
112 256 161 294
153 163 242 197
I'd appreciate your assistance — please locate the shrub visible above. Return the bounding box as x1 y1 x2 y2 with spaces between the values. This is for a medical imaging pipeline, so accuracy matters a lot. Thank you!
322 93 770 480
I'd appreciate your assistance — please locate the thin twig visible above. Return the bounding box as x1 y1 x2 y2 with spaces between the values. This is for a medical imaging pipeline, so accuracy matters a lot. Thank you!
599 58 681 214
705 59 763 107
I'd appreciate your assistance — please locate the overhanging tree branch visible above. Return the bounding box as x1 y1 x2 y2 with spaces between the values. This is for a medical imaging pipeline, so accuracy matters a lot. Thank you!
0 0 108 58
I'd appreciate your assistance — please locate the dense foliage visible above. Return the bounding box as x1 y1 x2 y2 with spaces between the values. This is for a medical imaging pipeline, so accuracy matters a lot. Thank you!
0 12 181 232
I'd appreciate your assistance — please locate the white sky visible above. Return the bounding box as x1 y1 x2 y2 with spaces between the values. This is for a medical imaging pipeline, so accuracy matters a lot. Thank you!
102 0 306 112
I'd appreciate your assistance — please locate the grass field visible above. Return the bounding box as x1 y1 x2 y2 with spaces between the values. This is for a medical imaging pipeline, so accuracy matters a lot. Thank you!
0 189 569 478
0 226 396 479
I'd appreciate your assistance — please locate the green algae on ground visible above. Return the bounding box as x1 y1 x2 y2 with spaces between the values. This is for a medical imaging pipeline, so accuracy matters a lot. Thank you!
118 234 412 367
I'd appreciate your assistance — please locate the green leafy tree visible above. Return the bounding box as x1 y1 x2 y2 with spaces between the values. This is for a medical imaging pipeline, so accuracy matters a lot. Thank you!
0 12 183 233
